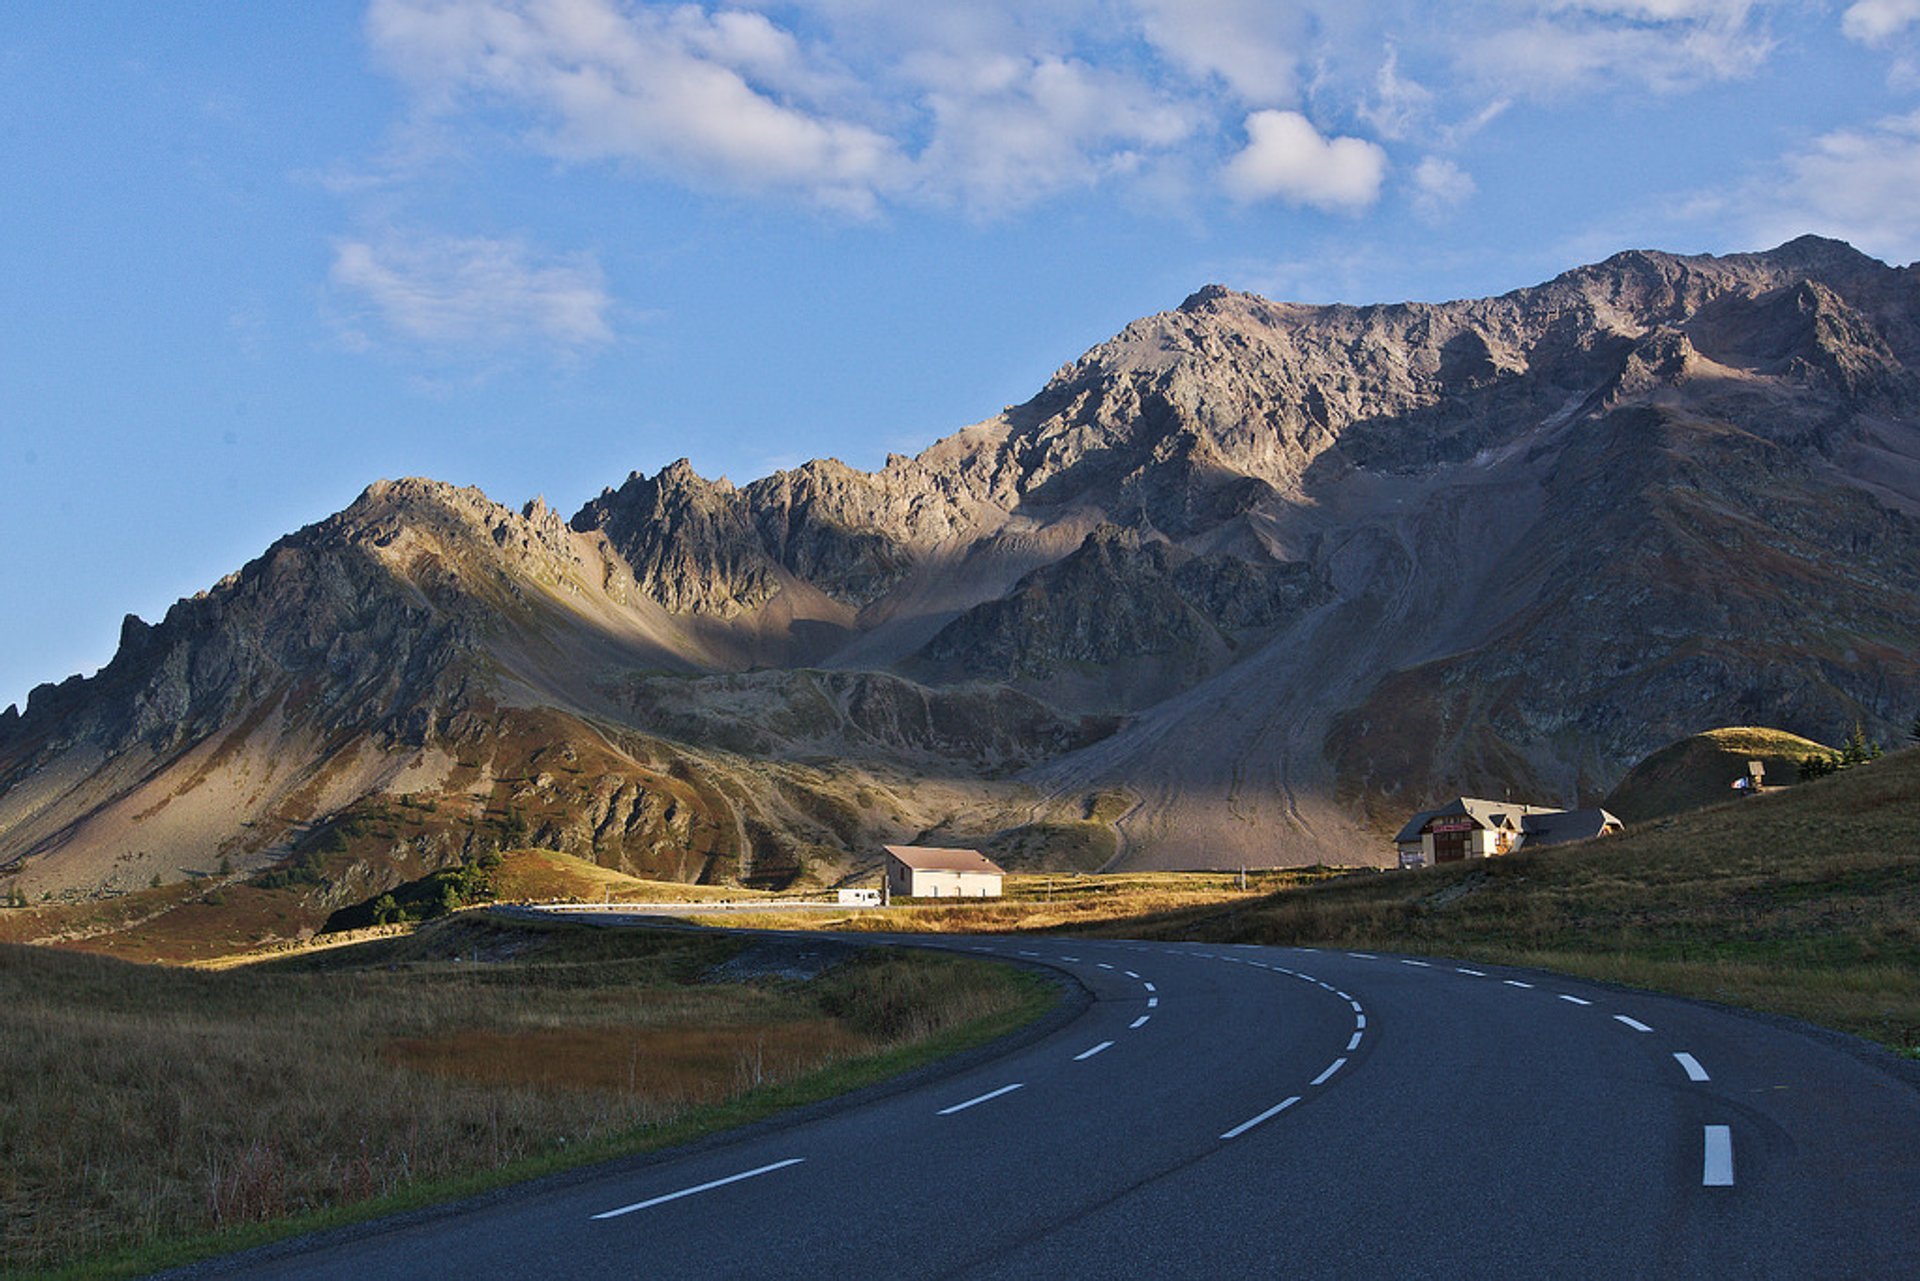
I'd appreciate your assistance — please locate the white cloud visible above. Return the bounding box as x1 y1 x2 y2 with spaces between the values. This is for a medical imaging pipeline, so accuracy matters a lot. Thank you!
367 0 903 213
906 53 1198 212
1737 109 1920 262
1223 110 1387 212
1842 0 1920 43
1459 2 1773 96
1358 45 1436 141
1411 156 1476 219
1131 0 1308 106
329 232 613 355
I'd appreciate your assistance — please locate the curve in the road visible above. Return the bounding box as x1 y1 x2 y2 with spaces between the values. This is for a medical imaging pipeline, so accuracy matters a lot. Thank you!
177 934 1920 1280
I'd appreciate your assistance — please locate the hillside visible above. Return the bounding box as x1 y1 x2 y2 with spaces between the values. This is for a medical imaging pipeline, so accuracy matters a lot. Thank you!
4 236 1920 915
1122 747 1920 1052
1604 726 1832 822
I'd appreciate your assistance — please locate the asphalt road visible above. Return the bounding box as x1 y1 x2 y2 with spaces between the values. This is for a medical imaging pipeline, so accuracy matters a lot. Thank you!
184 936 1920 1279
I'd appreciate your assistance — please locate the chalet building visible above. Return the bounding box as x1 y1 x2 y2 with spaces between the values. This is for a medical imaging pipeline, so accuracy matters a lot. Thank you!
883 845 1006 898
1395 798 1623 868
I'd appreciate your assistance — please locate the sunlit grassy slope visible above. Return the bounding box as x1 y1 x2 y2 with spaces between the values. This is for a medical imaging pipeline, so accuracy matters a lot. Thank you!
1116 747 1920 1053
1603 725 1831 823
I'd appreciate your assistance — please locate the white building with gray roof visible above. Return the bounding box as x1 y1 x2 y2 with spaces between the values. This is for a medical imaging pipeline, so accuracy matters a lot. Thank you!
1395 798 1623 868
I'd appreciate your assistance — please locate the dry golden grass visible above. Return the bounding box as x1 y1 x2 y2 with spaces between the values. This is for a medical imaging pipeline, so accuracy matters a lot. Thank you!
688 868 1354 934
488 848 783 905
0 914 1047 1276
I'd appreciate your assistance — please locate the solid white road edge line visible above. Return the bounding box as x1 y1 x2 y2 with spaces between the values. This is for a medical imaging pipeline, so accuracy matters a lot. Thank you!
1558 994 1593 1005
1703 1125 1735 1186
1130 1015 1150 1029
1074 1040 1115 1061
1674 1052 1711 1082
592 1159 805 1220
1310 1057 1348 1086
938 1083 1025 1115
1614 1015 1654 1033
1220 1096 1302 1139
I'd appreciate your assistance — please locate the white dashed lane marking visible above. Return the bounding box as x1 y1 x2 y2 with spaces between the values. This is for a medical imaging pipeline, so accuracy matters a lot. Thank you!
1124 971 1140 979
1457 967 1486 976
1558 994 1593 1006
1143 982 1156 992
1074 1040 1114 1062
1346 1031 1363 1051
1503 980 1535 989
1703 1125 1735 1186
1147 997 1158 1008
1400 959 1432 968
1129 1015 1150 1030
592 1159 805 1220
1614 1015 1654 1033
1309 1057 1348 1087
1220 1096 1300 1140
1674 1052 1711 1082
938 1084 1024 1116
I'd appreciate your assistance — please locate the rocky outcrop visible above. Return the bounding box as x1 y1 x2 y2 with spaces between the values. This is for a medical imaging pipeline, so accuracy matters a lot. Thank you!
915 524 1321 694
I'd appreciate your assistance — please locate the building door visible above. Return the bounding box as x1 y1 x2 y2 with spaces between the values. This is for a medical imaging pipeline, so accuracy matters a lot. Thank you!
1432 829 1468 863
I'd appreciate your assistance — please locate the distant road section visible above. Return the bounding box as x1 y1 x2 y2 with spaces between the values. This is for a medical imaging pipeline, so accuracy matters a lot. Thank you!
504 901 874 918
186 934 1920 1279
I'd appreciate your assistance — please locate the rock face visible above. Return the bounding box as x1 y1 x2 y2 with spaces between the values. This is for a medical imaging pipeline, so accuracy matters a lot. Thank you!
5 235 1920 907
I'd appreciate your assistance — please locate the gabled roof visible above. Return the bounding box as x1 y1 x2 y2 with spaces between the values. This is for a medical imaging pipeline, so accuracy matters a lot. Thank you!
1519 808 1623 846
883 845 1007 875
1397 797 1567 840
1394 809 1442 843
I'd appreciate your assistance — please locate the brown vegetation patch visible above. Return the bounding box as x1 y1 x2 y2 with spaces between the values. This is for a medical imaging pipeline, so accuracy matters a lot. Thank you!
384 1021 870 1099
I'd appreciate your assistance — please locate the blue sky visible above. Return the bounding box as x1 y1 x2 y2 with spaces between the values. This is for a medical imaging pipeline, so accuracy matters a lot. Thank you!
7 1 1920 710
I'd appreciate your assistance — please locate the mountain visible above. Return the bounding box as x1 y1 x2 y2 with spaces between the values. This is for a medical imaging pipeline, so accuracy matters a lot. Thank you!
4 235 1919 930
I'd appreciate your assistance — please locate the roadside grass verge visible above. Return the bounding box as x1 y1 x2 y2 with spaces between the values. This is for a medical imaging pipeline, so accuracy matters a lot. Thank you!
0 916 1054 1278
1101 750 1920 1055
684 868 1354 934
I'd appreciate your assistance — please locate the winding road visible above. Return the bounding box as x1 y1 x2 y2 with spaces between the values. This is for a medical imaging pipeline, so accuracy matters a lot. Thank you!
187 934 1920 1278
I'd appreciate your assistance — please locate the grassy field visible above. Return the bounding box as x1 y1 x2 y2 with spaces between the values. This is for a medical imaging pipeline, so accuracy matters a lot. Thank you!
0 850 796 967
0 915 1054 1277
1103 748 1920 1054
684 868 1355 933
